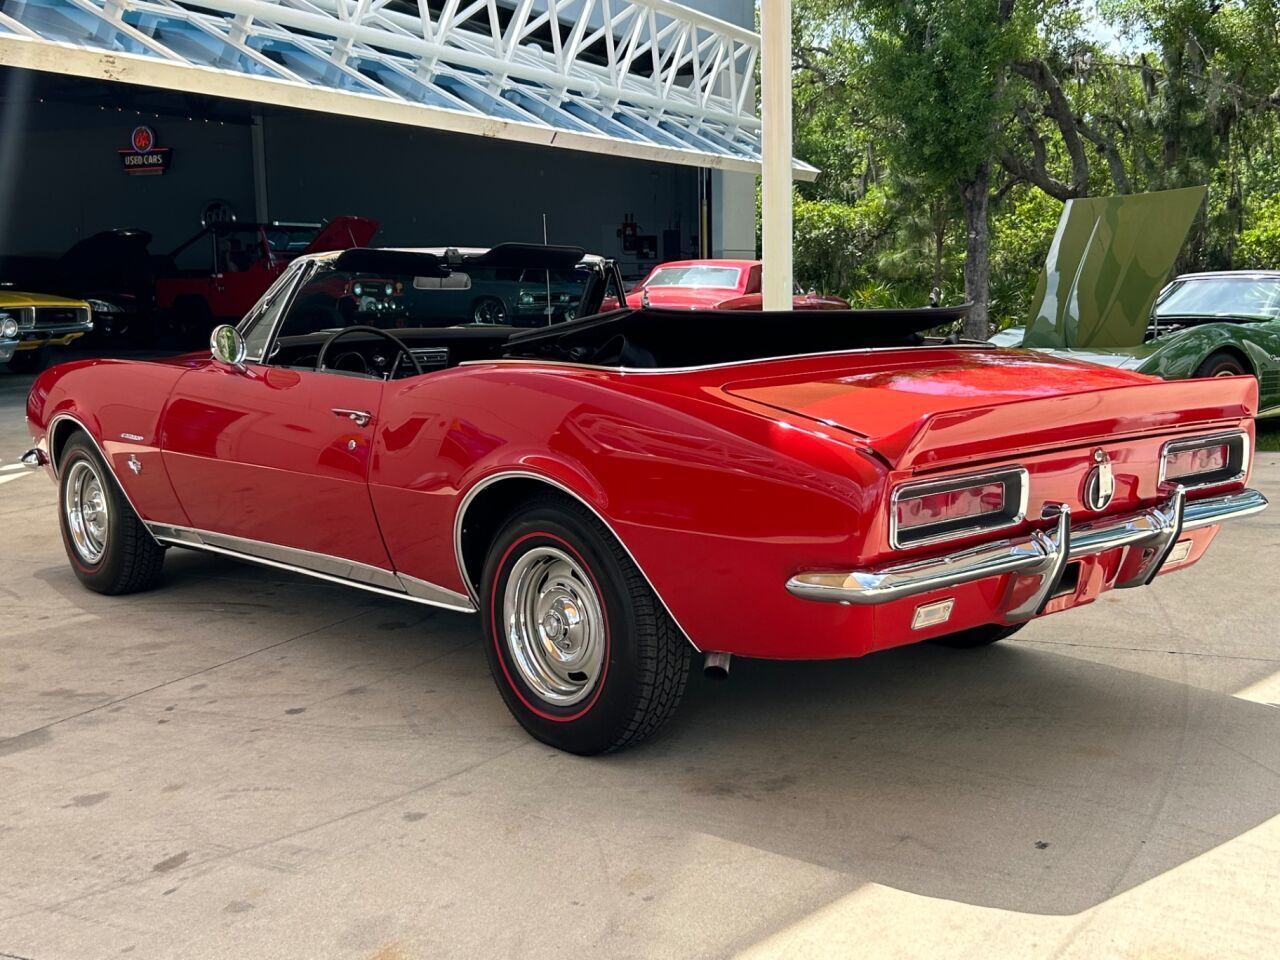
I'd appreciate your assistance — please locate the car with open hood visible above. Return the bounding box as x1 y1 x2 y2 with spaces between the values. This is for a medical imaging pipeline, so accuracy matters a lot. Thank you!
22 243 1267 754
155 216 379 344
994 186 1280 415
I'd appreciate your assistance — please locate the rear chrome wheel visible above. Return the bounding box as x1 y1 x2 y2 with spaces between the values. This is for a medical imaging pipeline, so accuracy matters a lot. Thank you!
64 459 110 564
481 495 691 755
503 546 607 707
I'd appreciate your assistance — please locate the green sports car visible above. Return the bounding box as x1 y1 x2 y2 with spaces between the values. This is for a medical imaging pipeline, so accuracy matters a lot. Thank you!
995 186 1280 416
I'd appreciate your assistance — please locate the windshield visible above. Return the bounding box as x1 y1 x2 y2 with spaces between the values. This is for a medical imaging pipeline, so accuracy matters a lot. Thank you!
644 265 743 288
278 263 597 338
1157 276 1280 320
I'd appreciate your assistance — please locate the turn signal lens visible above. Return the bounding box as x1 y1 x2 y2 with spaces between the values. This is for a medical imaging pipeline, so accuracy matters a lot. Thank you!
1163 443 1228 481
896 483 1005 531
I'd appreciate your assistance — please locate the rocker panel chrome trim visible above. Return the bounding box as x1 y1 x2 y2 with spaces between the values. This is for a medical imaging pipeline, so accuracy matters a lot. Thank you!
452 469 702 652
146 522 476 613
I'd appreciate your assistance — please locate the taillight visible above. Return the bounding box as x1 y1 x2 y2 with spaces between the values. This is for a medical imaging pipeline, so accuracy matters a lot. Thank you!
890 468 1027 549
1160 432 1248 489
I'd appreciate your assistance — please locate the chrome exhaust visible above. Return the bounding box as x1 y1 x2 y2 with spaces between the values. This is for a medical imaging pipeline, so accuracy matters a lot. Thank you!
703 652 731 680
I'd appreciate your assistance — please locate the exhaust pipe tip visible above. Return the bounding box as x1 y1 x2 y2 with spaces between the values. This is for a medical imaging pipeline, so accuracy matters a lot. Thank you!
703 651 731 681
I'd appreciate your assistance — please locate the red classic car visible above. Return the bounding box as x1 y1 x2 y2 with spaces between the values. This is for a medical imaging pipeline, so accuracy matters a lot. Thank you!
155 216 378 342
617 258 849 310
22 246 1267 754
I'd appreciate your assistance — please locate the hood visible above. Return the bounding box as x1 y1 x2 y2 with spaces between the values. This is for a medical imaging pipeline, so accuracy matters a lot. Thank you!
0 290 91 309
719 347 1253 469
303 216 379 254
1021 186 1205 350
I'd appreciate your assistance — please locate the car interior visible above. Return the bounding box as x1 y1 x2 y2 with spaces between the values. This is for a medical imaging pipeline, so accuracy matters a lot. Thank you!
257 245 971 378
261 245 619 378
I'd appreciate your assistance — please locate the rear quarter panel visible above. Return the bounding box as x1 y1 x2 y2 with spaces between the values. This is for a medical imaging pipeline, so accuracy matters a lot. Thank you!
369 363 888 658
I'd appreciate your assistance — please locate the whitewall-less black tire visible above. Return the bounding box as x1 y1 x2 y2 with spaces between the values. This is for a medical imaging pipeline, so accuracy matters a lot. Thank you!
480 494 691 754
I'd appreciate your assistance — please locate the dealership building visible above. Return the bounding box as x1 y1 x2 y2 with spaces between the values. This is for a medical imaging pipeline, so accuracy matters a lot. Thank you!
0 0 811 280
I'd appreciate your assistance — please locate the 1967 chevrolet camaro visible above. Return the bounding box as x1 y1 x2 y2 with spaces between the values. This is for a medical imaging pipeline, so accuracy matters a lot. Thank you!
22 245 1269 754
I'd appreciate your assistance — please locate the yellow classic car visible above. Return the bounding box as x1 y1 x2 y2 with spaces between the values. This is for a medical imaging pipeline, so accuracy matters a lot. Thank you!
0 290 93 372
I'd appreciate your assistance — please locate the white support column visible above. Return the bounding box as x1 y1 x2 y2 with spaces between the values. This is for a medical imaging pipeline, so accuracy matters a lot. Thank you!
759 0 792 310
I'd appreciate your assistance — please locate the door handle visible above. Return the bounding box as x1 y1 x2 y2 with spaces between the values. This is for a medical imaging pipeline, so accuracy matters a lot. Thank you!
332 408 371 427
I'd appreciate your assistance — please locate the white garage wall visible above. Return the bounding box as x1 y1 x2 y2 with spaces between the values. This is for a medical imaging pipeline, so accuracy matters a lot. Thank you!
0 97 255 257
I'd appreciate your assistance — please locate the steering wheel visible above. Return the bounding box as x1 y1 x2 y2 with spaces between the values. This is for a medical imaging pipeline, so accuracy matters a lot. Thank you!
315 325 423 378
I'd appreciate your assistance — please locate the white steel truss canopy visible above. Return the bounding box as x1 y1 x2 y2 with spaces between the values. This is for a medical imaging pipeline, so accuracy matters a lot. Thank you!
0 0 817 178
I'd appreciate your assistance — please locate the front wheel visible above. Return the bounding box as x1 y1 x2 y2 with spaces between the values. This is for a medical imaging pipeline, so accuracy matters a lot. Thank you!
480 496 691 754
58 434 166 594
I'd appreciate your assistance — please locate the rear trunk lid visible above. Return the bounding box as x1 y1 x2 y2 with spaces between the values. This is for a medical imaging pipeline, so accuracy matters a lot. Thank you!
722 347 1257 471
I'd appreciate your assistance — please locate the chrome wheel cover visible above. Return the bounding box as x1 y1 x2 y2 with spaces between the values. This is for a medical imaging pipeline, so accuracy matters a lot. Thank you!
64 459 109 564
502 545 606 706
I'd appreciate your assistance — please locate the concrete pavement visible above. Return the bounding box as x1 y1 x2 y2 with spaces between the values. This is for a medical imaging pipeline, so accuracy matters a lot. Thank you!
1 366 1277 959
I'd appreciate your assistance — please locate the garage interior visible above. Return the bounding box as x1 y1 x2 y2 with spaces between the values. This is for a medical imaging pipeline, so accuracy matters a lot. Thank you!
0 0 777 280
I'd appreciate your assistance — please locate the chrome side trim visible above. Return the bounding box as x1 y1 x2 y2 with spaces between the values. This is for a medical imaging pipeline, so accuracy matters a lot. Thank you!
786 487 1268 606
47 413 162 547
452 469 702 652
146 522 476 613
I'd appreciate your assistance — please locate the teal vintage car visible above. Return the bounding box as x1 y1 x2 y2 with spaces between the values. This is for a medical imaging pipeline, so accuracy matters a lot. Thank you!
996 186 1280 416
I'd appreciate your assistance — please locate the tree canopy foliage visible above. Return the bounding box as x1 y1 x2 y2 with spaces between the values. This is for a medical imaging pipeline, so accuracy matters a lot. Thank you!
789 0 1280 334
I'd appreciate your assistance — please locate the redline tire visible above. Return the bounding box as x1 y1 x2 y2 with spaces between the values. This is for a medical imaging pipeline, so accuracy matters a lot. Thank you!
57 433 165 595
480 495 691 754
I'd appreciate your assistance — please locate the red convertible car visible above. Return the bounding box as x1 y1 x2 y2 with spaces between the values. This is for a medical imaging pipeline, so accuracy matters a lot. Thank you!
620 259 849 310
22 245 1267 754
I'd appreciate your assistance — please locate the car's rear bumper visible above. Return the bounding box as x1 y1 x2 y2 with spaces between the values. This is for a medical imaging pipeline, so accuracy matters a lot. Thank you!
786 488 1267 618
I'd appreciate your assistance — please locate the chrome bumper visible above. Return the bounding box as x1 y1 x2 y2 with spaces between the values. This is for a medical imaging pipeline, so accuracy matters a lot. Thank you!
21 448 49 468
786 488 1268 618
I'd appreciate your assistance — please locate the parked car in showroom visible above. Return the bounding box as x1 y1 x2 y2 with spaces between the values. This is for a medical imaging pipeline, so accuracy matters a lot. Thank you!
996 186 1280 415
284 245 625 332
0 291 93 372
22 244 1266 754
615 258 849 310
0 228 156 343
155 216 378 344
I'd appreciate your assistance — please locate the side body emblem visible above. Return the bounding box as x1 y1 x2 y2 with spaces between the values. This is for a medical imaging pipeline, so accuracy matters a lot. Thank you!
127 455 142 475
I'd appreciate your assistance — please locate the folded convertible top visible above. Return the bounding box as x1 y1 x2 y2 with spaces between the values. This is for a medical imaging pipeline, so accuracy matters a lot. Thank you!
505 304 974 367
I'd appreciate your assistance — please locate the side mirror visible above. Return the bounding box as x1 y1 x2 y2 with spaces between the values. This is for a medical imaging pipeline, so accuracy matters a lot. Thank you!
210 324 247 367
